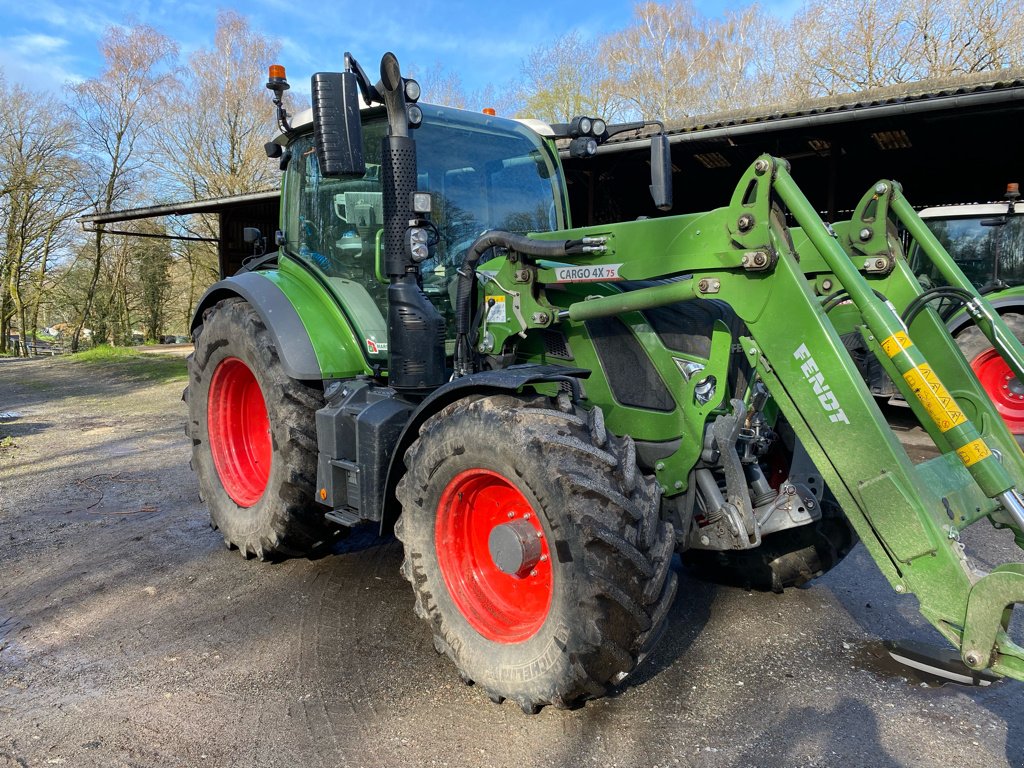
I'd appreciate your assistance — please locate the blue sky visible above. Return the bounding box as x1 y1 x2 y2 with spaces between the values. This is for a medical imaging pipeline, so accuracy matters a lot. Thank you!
0 0 803 98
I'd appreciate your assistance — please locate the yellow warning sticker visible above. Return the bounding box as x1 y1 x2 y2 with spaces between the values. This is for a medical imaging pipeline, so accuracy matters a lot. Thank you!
881 331 913 358
485 295 507 323
956 438 993 467
902 363 967 432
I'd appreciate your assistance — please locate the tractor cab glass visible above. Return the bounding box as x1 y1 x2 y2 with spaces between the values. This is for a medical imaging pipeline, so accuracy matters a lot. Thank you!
281 106 566 352
910 214 1024 289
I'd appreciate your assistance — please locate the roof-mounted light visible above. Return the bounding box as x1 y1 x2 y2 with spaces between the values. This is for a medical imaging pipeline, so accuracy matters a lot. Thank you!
267 64 289 92
266 64 292 133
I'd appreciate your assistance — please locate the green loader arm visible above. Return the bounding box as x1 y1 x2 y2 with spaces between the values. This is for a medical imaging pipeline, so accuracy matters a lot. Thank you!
483 155 1024 681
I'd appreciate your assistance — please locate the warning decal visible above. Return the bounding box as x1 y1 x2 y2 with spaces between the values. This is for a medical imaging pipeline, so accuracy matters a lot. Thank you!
901 363 967 432
485 295 507 323
881 331 913 358
956 438 993 467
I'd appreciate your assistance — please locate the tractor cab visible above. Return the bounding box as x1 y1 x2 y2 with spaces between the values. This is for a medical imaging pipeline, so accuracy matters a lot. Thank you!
278 104 568 361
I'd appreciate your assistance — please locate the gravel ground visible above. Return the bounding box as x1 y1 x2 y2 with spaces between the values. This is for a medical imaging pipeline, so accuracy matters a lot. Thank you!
0 354 1022 768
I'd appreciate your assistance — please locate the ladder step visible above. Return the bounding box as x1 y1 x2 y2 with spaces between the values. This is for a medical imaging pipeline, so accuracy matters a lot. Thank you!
325 508 363 527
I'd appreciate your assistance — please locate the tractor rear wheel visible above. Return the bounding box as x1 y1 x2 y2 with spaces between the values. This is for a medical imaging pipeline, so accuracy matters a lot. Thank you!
682 496 856 593
186 297 337 559
395 394 677 711
956 313 1024 436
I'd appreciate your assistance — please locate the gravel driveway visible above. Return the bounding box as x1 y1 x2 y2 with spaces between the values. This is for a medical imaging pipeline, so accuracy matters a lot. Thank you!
0 354 1021 768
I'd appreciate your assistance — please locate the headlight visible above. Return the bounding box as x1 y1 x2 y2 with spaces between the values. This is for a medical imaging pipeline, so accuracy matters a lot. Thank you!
407 227 429 262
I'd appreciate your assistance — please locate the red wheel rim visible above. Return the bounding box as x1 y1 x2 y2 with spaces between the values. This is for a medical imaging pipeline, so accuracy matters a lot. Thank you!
435 469 553 643
208 357 271 507
971 348 1024 433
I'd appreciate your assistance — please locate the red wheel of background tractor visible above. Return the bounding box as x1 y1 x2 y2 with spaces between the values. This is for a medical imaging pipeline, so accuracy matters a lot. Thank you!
207 357 272 507
956 313 1024 437
435 468 552 644
969 348 1024 433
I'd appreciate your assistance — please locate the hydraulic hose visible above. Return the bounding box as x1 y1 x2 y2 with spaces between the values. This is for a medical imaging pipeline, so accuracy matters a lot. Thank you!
454 231 575 375
901 286 972 326
455 231 574 335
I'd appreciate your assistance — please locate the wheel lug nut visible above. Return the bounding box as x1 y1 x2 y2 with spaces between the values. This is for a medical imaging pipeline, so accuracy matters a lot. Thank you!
529 569 538 577
523 513 531 520
507 511 515 519
540 554 548 561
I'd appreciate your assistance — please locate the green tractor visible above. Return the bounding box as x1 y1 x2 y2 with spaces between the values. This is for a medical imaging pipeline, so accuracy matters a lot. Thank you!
186 53 1024 711
861 186 1024 436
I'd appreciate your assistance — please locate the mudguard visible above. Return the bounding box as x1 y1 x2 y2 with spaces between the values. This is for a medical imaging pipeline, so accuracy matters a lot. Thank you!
947 294 1024 336
379 364 591 532
191 258 372 382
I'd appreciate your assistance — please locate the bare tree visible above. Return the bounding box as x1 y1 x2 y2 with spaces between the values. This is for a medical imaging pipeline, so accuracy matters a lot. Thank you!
155 11 281 205
906 0 1024 77
518 31 622 123
789 0 917 96
0 82 83 355
602 1 717 122
68 24 177 350
150 11 284 319
417 63 469 109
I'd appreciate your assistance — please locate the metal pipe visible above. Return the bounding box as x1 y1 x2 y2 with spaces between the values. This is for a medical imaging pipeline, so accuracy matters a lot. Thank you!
997 490 1024 533
566 278 698 323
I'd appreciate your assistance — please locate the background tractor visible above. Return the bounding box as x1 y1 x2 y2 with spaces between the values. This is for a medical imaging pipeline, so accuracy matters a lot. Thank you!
186 53 1024 712
859 185 1024 438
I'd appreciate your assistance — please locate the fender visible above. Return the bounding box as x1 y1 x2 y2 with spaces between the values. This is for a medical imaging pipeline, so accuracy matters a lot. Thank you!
947 294 1024 337
191 257 372 381
379 364 591 533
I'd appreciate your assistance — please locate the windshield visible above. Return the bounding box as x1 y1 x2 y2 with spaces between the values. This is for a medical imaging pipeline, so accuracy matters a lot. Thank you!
282 107 565 288
910 214 1024 288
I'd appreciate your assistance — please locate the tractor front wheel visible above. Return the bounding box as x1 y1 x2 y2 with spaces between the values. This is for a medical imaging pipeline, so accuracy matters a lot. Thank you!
395 395 678 711
186 298 337 559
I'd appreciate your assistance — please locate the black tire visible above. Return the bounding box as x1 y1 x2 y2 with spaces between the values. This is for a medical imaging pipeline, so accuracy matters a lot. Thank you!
394 394 678 712
956 313 1024 437
682 497 857 593
186 297 337 560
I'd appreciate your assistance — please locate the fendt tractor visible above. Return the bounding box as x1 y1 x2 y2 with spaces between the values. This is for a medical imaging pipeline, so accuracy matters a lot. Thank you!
185 53 1024 712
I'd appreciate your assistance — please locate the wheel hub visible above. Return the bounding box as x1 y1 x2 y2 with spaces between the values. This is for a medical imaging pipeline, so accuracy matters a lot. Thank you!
435 469 552 644
488 519 543 577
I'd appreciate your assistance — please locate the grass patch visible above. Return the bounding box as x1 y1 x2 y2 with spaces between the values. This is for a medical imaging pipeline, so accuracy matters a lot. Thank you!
73 345 141 363
72 345 188 383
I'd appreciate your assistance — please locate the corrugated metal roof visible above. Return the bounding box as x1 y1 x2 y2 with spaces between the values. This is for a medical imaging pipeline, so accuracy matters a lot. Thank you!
603 67 1024 146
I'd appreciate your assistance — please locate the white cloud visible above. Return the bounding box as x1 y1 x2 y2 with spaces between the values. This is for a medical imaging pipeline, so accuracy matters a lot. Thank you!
9 33 69 56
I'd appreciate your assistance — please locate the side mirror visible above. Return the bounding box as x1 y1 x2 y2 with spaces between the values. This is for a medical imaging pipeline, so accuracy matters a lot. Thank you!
650 133 673 211
243 227 266 258
311 71 365 177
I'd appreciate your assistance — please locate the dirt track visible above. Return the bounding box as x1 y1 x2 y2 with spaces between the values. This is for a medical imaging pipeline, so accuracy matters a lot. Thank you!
1 354 1022 768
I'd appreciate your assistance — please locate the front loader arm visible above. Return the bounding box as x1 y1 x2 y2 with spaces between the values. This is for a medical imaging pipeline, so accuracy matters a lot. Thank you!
482 155 1024 681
